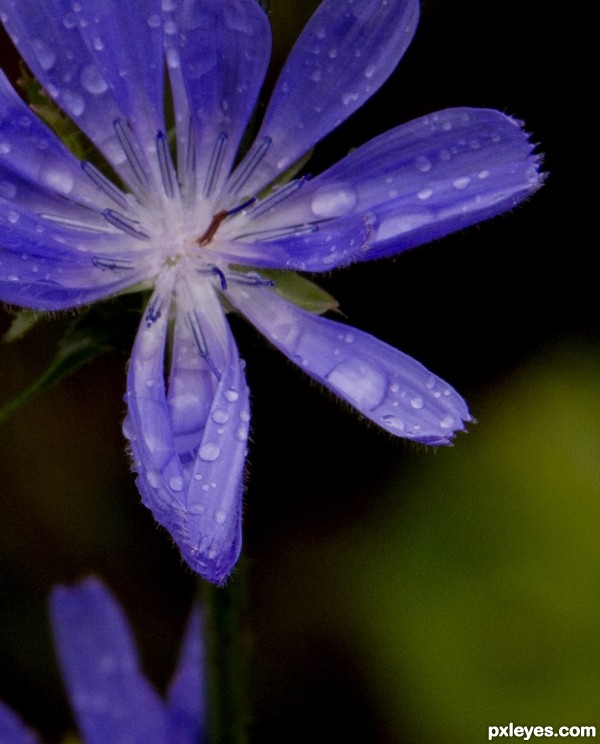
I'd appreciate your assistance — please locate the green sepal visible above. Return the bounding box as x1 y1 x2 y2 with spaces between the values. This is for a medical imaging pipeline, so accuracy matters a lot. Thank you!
263 270 339 315
2 308 42 344
0 297 143 425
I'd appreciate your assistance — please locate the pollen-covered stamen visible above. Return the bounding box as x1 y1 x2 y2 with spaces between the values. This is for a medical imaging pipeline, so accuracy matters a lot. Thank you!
102 209 150 241
145 294 163 327
82 161 130 211
114 118 150 188
204 132 228 198
92 255 135 271
188 310 221 380
156 130 178 200
225 136 272 197
245 176 310 220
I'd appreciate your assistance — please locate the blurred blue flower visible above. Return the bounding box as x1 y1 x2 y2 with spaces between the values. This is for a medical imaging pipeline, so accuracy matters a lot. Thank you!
0 577 204 744
0 0 542 582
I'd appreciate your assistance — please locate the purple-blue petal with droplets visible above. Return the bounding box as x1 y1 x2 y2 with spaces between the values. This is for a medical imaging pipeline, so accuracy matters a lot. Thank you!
231 108 542 269
167 604 206 744
0 0 165 192
164 0 271 203
0 702 41 744
125 272 249 584
49 577 167 744
1 201 151 310
0 71 128 216
227 285 470 445
224 0 419 201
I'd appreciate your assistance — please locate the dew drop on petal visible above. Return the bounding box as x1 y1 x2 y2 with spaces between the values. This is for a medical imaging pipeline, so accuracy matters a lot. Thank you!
311 183 357 218
214 509 227 524
32 38 56 71
440 415 454 429
211 409 229 424
326 359 386 410
62 90 86 117
453 176 471 190
199 443 221 462
415 156 432 173
224 390 239 403
376 212 434 240
417 188 433 200
146 470 160 488
169 476 184 491
80 63 108 95
41 167 74 195
382 414 405 431
410 395 424 409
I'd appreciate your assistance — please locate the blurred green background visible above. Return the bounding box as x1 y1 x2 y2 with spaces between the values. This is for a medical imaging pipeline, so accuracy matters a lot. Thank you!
0 0 592 742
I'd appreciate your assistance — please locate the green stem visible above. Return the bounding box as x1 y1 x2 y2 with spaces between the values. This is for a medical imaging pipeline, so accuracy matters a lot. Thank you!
200 559 249 744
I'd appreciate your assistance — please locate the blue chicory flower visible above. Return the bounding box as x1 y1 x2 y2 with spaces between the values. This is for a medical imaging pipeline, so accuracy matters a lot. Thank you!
0 0 542 583
0 577 204 744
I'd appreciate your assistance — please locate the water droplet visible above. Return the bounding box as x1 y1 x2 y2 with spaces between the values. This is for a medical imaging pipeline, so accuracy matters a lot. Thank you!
382 414 405 431
327 359 386 409
92 36 104 51
453 176 471 190
440 415 454 429
169 475 184 491
328 47 338 58
0 142 11 154
344 333 354 344
478 170 490 179
364 64 376 78
80 63 108 95
390 383 400 393
224 389 238 403
199 443 220 462
41 167 74 195
377 212 434 240
166 48 180 68
316 27 326 39
146 470 160 488
311 69 322 83
311 183 357 218
164 19 177 34
32 38 56 71
214 510 227 525
415 156 432 173
342 91 359 106
426 376 436 390
442 121 452 131
417 188 433 200
236 426 247 442
62 90 86 117
147 14 161 27
239 410 250 423
410 396 424 409
161 0 176 10
212 409 229 424
8 211 19 224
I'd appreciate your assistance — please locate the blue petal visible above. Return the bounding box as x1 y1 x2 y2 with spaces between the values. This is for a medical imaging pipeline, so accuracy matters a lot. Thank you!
0 702 41 744
224 108 542 270
0 0 166 192
1 201 151 310
223 0 419 201
125 270 249 584
164 0 270 202
49 577 167 744
166 604 206 744
227 285 470 445
0 71 130 216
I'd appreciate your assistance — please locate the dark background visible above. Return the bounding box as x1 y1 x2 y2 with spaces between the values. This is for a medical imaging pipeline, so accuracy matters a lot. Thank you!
1 1 594 742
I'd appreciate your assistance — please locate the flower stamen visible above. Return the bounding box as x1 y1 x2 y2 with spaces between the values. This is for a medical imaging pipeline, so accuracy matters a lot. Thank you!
81 161 130 210
102 208 150 240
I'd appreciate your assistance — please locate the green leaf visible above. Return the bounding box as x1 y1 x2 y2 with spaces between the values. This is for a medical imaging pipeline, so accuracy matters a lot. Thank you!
263 270 339 315
0 298 142 425
2 309 42 344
